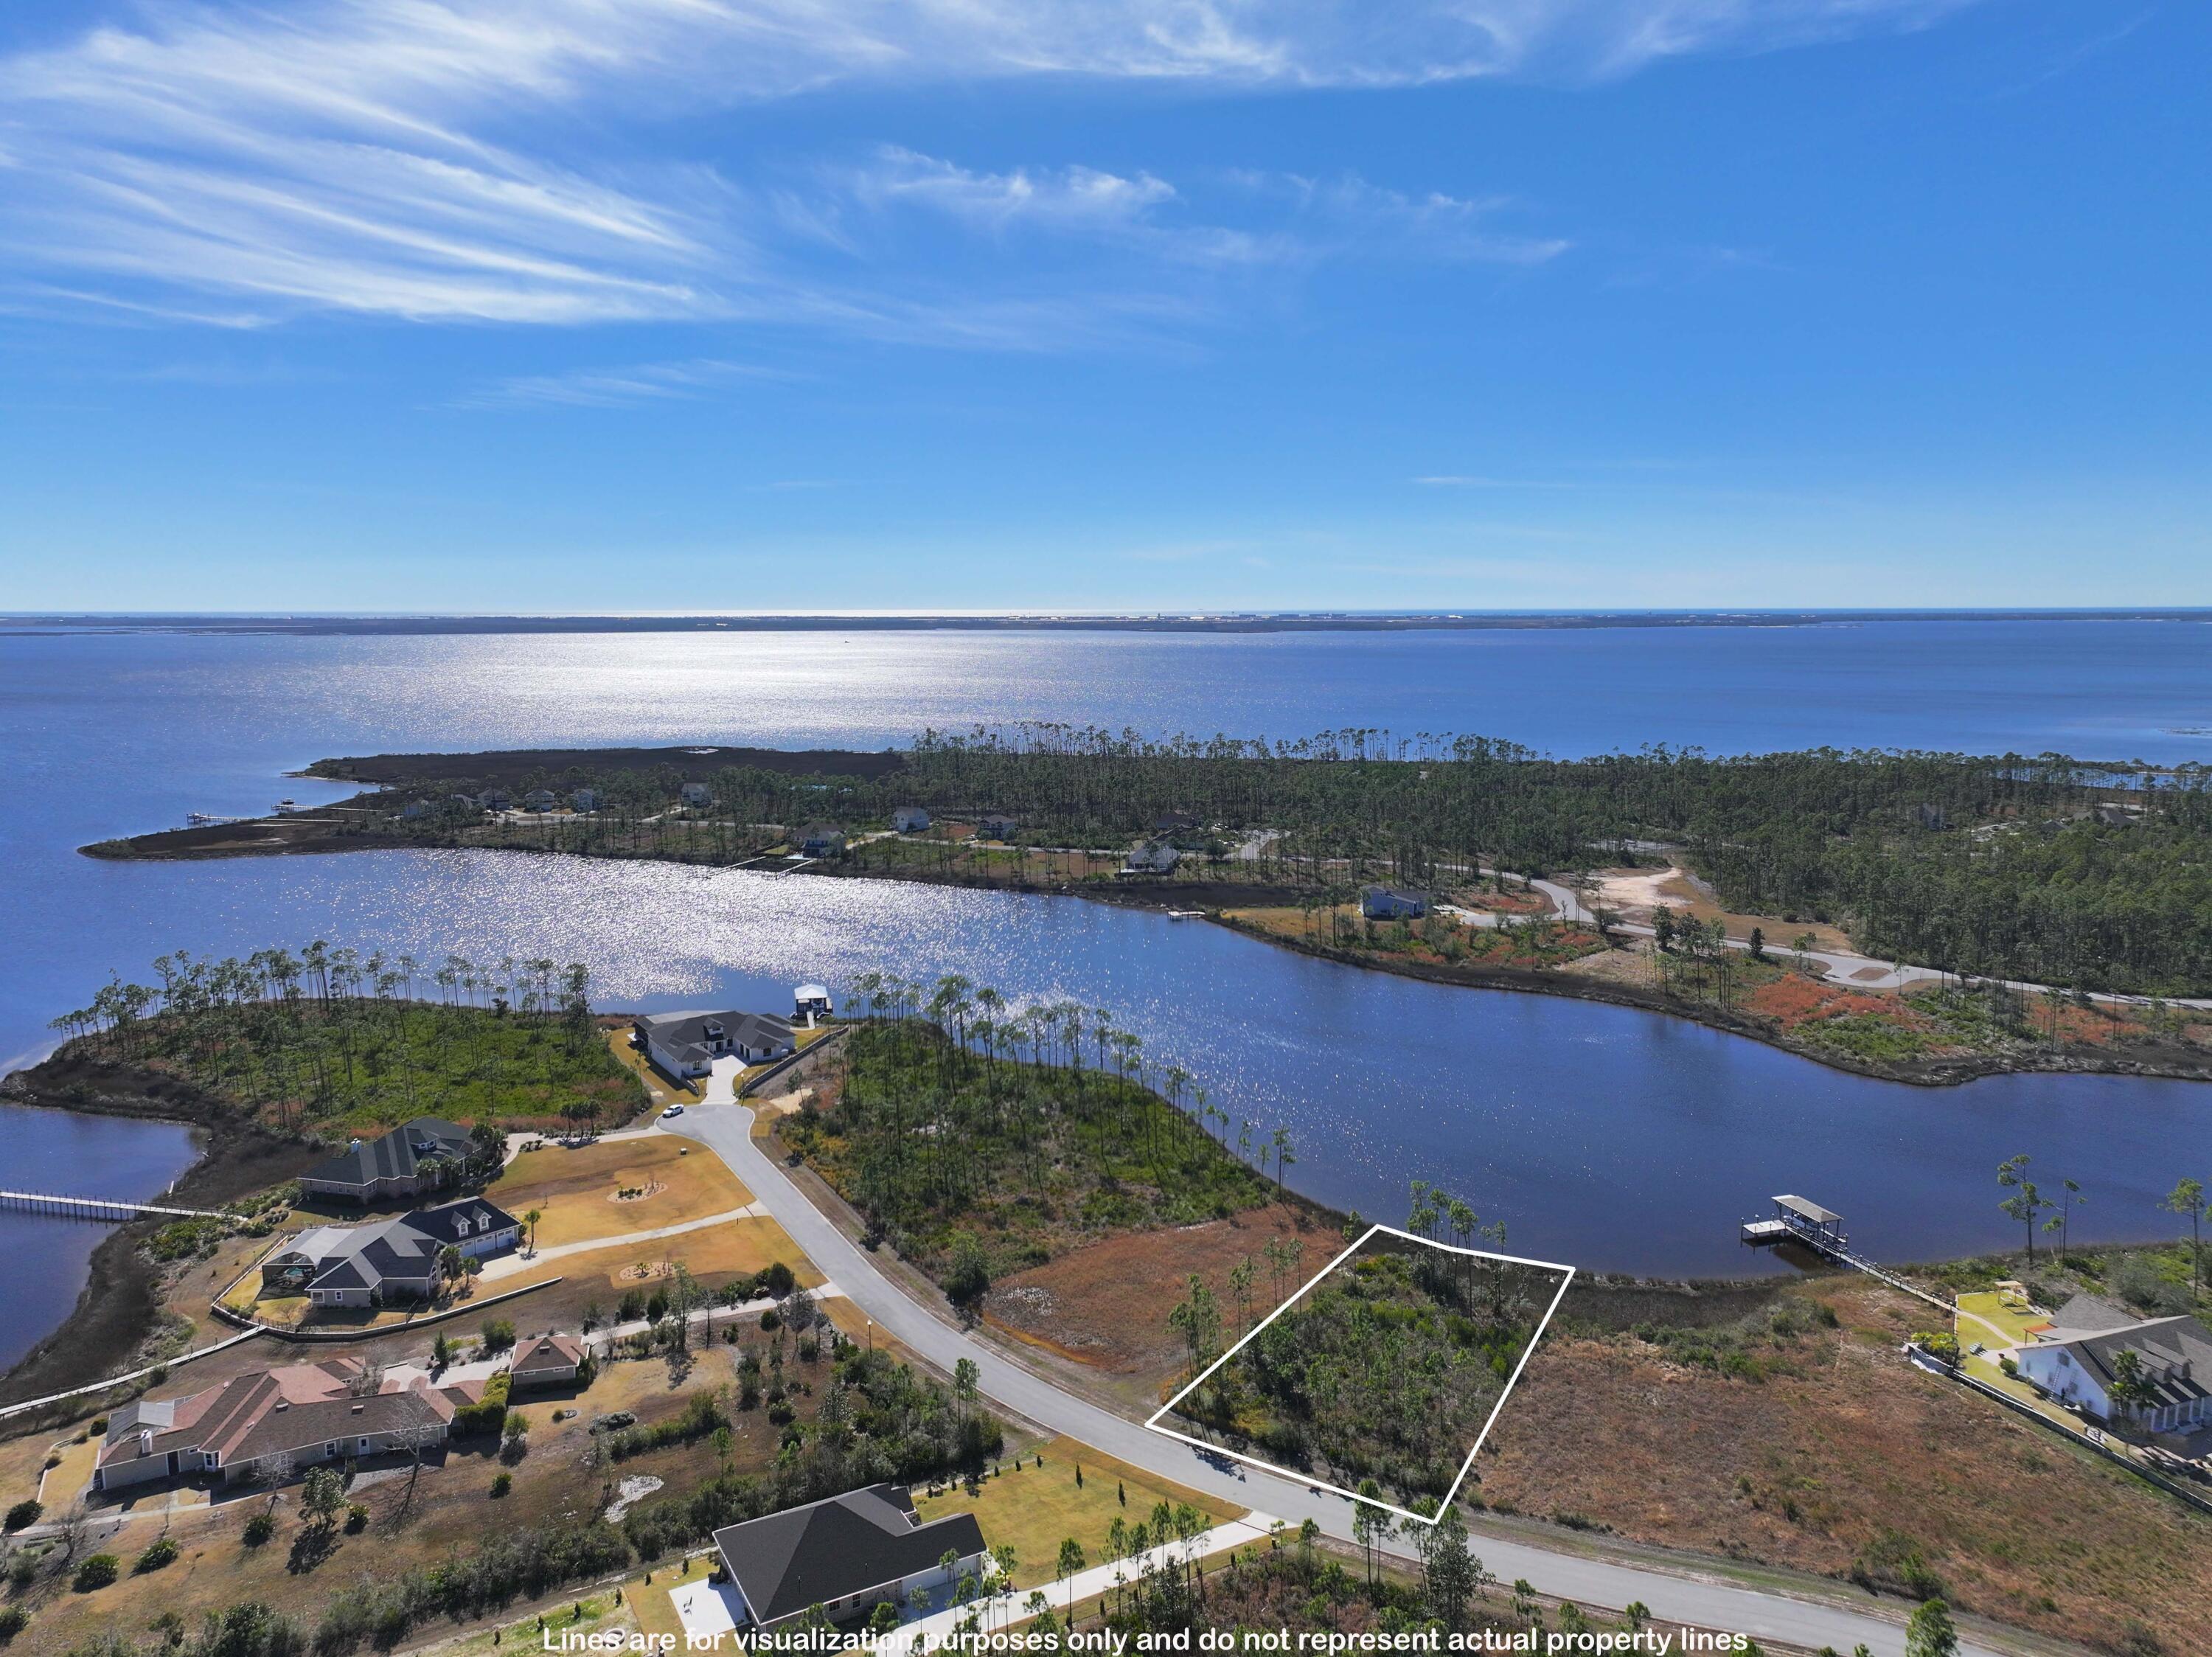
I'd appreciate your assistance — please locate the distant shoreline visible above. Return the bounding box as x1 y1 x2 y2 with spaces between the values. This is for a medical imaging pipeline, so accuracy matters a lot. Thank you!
8 608 2212 637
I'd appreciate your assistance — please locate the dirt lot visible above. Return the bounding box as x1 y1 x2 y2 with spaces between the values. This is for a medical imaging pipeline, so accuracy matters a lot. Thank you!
1480 1276 2212 1652
982 1205 1336 1408
489 1136 751 1250
1581 864 1854 952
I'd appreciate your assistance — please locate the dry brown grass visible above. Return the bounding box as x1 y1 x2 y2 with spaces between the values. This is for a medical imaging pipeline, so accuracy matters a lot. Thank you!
1479 1277 2212 1650
982 1206 1333 1407
511 1216 818 1296
490 1137 751 1250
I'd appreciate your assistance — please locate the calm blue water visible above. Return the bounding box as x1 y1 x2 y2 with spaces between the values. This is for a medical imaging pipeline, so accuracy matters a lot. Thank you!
3 621 2211 1363
0 1105 199 1371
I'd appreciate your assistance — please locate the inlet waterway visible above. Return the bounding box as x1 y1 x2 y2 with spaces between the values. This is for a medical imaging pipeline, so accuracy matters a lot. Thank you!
3 622 2210 1364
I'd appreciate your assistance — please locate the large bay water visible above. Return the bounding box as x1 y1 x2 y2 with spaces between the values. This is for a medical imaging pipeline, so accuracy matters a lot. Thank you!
3 619 2211 1364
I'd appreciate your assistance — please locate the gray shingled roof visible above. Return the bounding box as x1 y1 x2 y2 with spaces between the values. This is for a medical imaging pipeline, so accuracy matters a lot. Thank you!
714 1484 985 1626
302 1116 472 1189
274 1197 519 1298
635 1010 793 1069
2056 1315 2212 1411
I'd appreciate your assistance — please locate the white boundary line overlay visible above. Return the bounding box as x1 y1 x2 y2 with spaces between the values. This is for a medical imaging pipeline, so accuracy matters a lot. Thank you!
1144 1222 1576 1527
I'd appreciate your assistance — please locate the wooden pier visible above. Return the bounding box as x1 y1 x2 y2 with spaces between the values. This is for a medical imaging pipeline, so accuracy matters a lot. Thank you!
0 1189 231 1224
1741 1194 1950 1310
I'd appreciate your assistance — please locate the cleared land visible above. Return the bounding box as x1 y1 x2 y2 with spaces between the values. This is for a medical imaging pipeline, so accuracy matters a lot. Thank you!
1478 1274 2212 1653
981 1206 1331 1405
489 1136 752 1251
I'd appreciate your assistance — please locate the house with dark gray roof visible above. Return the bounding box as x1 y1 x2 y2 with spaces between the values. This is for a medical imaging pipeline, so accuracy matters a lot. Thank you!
712 1483 987 1631
2014 1310 2212 1434
1360 885 1430 920
632 1010 795 1080
260 1196 521 1307
298 1116 476 1202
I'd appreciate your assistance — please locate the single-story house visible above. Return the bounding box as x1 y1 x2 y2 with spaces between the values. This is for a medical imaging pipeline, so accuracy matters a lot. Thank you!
93 1357 481 1493
2014 1307 2212 1434
633 1010 796 1080
522 788 559 812
681 782 713 806
1361 886 1430 921
712 1484 987 1633
793 984 834 1023
260 1196 521 1307
509 1332 589 1390
1120 839 1180 877
298 1116 476 1202
891 805 931 833
978 813 1018 840
799 821 846 857
571 787 601 812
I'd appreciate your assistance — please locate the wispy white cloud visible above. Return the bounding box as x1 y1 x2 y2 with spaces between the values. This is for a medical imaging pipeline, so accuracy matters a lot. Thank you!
846 151 1568 269
0 0 1985 327
454 358 790 409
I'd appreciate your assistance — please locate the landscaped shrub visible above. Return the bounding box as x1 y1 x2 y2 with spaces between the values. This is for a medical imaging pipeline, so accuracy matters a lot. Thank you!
346 1503 370 1532
0 1603 28 1641
72 1554 120 1591
1 1501 38 1532
1913 1330 1961 1365
490 1472 512 1498
134 1535 179 1572
243 1512 276 1545
479 1317 516 1353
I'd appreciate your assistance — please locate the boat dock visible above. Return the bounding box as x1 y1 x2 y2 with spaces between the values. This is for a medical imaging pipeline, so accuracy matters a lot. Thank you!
1742 1194 1950 1310
0 1189 232 1224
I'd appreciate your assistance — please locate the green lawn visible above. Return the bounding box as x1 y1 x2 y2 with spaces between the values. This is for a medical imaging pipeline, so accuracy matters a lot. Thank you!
915 1437 1242 1589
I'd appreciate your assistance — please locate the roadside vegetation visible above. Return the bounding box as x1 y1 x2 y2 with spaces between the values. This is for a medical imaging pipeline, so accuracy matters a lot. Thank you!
1165 1233 1565 1508
39 943 644 1133
776 977 1278 1310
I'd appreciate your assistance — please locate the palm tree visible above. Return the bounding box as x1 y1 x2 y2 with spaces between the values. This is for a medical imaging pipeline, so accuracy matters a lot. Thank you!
2166 1178 2206 1301
524 1208 543 1254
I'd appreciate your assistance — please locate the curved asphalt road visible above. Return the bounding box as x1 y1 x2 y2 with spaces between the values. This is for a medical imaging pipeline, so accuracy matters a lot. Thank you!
668 1108 2012 1657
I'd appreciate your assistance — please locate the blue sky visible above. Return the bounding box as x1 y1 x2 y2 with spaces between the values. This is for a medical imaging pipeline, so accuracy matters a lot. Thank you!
0 0 2205 613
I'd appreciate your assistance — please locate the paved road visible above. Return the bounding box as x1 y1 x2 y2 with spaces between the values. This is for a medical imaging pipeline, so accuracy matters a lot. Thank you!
668 1107 2004 1657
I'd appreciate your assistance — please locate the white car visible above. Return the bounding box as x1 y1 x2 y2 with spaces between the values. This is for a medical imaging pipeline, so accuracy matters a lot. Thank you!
661 1104 684 1119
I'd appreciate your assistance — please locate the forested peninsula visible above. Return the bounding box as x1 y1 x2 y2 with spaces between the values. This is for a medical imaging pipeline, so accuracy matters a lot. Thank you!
85 729 2212 1084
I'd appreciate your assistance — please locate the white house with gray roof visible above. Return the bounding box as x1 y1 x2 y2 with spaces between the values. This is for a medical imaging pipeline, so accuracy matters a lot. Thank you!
631 1010 795 1080
2014 1303 2212 1434
261 1196 520 1307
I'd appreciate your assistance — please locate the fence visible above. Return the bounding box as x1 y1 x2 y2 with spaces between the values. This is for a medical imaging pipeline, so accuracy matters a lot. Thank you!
1905 1344 2212 1517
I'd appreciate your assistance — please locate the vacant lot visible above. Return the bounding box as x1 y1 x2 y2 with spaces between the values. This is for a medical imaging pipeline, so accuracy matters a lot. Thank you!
490 1136 751 1250
915 1436 1242 1589
1479 1276 2212 1652
982 1206 1333 1407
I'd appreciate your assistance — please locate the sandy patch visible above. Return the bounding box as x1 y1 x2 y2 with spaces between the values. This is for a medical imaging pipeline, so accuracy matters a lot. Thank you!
603 1473 664 1522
